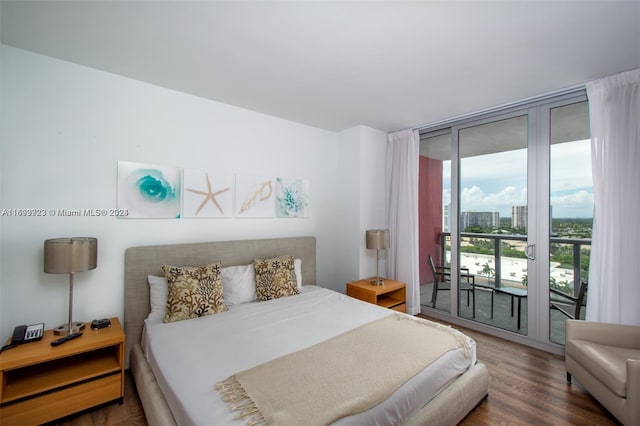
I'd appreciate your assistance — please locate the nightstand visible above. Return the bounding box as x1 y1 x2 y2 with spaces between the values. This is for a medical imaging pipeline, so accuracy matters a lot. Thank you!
0 317 125 426
346 278 406 313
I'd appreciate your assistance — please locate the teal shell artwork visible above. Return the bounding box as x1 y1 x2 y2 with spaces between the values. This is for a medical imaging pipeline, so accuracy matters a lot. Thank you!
118 162 181 218
135 170 177 203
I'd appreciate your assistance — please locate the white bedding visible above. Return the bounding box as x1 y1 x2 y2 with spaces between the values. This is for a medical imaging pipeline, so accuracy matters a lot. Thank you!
143 286 476 426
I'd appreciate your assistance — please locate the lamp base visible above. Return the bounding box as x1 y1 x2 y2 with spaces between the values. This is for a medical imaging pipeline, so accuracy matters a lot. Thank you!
370 278 385 286
54 321 85 336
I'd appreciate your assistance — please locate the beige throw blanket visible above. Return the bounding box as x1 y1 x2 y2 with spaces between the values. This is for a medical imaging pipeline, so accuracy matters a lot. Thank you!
216 314 471 426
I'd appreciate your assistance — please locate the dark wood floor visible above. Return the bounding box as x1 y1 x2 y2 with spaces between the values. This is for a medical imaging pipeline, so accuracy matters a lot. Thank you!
54 317 619 426
431 316 620 426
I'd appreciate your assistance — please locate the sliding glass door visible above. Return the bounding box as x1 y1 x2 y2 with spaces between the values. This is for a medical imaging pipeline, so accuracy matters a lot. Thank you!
418 131 451 312
419 91 590 348
457 114 529 334
548 100 592 344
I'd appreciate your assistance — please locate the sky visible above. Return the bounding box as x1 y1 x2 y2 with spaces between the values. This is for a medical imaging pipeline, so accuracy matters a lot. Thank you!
443 139 593 219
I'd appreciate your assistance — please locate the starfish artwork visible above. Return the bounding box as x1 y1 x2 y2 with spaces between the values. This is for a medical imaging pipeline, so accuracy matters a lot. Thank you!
186 173 230 216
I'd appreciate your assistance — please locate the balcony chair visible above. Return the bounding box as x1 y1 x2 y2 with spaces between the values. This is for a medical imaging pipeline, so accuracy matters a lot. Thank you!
428 256 474 313
550 281 588 320
565 319 640 425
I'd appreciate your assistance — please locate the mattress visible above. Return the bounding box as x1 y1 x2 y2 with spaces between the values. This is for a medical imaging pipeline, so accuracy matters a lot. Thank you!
142 286 476 426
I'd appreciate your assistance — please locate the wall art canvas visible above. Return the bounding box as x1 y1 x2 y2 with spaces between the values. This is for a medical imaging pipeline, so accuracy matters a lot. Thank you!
183 169 234 218
235 175 275 218
117 161 182 218
276 177 310 218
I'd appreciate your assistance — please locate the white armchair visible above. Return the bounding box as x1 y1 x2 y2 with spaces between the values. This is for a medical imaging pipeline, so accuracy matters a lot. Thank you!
565 319 640 425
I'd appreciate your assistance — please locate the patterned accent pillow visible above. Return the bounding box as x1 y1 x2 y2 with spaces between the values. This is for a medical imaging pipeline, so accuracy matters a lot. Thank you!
253 255 299 301
162 263 228 323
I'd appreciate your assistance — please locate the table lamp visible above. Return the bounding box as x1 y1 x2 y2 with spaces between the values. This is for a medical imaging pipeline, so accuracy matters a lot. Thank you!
366 229 389 285
44 237 97 335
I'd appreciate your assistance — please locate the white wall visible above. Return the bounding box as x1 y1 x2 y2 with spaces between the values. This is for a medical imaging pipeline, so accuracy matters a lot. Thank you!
335 127 361 286
358 126 388 278
333 125 388 288
0 45 387 340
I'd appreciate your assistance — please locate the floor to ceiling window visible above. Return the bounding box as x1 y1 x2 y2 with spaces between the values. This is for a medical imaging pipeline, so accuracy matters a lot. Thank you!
419 91 591 349
418 130 451 313
548 100 592 344
457 114 529 334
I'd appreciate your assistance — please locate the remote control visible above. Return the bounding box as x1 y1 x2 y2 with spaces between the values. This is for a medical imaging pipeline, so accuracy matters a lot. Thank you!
50 332 83 347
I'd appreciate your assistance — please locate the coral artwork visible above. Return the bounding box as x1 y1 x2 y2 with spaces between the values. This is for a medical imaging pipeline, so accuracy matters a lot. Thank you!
276 178 309 218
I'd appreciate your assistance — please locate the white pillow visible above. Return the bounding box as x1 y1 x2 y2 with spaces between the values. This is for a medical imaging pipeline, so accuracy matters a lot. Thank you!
149 260 300 312
221 263 256 305
294 258 302 289
147 275 168 323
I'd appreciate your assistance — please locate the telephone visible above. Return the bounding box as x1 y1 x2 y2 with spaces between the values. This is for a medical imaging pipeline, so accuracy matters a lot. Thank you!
0 323 44 353
11 323 44 345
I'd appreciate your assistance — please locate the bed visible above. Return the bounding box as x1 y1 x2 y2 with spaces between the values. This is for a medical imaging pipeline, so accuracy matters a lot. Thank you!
124 236 489 425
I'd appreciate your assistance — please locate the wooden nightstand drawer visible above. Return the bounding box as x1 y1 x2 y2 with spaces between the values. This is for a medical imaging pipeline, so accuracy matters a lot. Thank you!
390 303 406 313
346 278 407 312
0 373 121 426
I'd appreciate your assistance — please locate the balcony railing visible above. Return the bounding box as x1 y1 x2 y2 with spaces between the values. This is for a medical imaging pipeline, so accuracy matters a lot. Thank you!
439 232 591 293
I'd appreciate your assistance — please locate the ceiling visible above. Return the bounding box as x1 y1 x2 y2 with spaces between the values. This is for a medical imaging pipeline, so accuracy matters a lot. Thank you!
2 1 639 133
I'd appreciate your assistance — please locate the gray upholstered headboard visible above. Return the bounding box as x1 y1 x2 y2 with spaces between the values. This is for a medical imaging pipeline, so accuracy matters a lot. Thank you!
123 236 316 364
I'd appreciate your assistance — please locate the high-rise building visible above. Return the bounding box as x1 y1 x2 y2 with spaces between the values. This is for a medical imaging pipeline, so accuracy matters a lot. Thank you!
460 211 500 230
443 204 450 232
512 205 527 231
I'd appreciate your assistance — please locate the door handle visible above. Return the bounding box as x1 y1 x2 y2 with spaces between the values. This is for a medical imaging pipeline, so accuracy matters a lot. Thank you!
525 244 536 260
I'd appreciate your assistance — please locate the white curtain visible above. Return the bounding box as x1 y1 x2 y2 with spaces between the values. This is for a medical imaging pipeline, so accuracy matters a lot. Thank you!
586 68 640 326
386 129 420 314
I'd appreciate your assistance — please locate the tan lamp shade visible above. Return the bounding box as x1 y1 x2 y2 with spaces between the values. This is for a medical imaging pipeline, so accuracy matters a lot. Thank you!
44 237 97 274
366 229 390 250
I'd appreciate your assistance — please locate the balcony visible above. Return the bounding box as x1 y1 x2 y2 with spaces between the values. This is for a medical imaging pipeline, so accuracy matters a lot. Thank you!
420 232 590 345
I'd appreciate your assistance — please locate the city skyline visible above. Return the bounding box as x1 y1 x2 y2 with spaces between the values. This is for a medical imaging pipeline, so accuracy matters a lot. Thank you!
442 139 594 219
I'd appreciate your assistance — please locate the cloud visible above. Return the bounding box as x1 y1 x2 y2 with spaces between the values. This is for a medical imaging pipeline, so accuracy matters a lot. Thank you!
551 190 593 217
551 190 593 205
460 185 526 214
550 140 593 191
